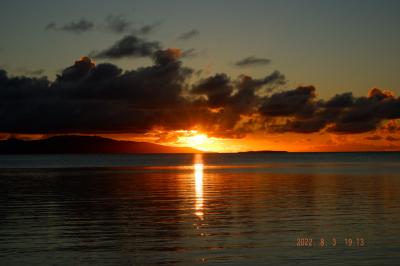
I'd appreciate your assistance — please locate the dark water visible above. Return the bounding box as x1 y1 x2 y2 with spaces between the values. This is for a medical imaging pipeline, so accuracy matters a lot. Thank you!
0 153 399 265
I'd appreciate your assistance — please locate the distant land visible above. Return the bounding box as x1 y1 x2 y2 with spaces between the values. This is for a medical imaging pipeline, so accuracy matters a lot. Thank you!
0 135 200 154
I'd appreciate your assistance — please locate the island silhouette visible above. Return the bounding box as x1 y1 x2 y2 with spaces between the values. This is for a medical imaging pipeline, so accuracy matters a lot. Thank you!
0 135 200 154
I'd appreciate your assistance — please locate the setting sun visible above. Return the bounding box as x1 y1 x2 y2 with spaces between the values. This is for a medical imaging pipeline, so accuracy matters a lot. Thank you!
178 132 212 151
188 134 208 146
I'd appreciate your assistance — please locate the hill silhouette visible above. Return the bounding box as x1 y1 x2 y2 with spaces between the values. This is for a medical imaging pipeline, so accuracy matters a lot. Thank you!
0 135 200 154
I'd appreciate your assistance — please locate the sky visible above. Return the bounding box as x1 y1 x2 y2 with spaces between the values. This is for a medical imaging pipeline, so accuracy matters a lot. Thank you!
0 0 400 152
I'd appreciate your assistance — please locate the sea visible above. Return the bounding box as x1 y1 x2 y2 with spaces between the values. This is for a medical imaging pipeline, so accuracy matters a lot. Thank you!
0 152 399 265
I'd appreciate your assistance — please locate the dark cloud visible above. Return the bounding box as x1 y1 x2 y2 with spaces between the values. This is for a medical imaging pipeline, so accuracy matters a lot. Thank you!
0 69 50 100
103 14 162 35
192 73 233 107
368 87 394 100
91 35 161 59
45 19 94 34
260 86 317 118
57 56 96 82
103 15 162 35
327 90 400 133
192 71 286 110
190 71 287 135
263 88 400 134
177 29 199 41
137 21 162 35
237 71 286 92
235 56 271 67
104 15 132 34
0 51 195 134
62 19 94 33
152 48 183 65
324 92 354 108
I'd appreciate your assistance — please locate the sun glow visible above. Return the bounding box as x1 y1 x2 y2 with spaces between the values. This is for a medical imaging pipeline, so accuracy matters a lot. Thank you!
177 131 216 151
188 134 208 146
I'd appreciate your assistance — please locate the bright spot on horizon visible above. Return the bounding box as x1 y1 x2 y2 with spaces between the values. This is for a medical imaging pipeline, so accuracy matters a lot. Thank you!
189 134 208 146
178 131 214 151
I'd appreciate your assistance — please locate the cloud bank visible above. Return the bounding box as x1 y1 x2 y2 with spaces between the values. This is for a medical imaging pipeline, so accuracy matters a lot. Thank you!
177 29 200 41
1 37 399 138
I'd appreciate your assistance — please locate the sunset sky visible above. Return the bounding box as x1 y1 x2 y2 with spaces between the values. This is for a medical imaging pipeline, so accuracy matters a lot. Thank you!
1 0 400 152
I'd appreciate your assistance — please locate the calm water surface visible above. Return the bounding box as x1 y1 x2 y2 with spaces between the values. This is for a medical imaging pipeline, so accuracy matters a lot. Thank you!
0 153 399 265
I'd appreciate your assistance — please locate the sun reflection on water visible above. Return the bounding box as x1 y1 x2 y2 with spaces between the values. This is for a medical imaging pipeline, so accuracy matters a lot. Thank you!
194 154 204 219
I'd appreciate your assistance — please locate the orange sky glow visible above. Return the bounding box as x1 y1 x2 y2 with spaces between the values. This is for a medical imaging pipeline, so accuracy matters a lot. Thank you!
95 119 400 152
2 119 399 153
